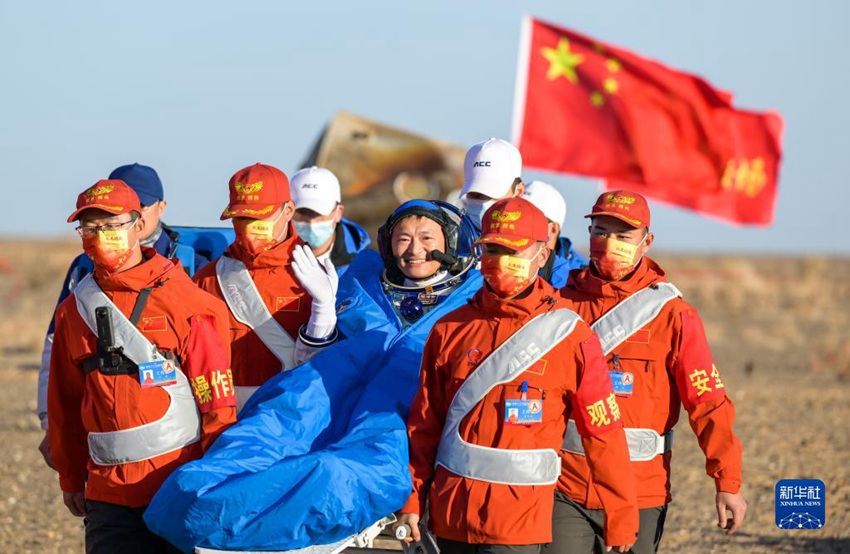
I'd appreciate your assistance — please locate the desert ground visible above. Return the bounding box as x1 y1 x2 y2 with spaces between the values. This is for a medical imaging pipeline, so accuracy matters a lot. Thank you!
0 238 847 553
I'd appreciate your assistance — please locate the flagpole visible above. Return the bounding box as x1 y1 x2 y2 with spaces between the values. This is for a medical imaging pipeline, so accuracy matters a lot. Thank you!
511 15 532 147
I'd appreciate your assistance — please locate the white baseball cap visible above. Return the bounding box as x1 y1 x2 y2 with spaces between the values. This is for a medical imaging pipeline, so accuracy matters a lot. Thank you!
290 166 341 216
461 138 523 199
523 180 567 227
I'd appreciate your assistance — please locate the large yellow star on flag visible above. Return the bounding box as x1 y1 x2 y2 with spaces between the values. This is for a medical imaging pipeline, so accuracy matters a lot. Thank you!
541 38 584 84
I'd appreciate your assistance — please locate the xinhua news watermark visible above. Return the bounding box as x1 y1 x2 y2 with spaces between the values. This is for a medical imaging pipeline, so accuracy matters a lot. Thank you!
775 479 826 529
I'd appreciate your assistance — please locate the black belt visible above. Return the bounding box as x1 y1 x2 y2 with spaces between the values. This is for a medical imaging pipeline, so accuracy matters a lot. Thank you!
82 349 180 376
81 352 137 375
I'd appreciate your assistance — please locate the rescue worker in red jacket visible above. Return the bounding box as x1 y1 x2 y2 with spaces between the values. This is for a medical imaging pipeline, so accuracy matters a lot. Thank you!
49 180 236 553
396 197 638 554
553 191 747 554
192 163 339 413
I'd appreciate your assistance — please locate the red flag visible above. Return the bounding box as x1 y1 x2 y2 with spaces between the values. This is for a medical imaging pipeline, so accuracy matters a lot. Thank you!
512 16 784 225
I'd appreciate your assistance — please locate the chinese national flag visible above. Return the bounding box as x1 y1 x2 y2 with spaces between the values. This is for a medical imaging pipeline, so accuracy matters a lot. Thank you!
512 17 784 225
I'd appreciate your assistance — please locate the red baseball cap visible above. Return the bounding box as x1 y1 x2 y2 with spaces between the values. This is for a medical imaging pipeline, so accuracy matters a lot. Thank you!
585 190 651 228
221 163 291 220
67 179 142 223
474 197 549 251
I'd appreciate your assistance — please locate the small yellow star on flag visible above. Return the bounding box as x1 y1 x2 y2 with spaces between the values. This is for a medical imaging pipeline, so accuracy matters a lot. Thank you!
541 38 584 84
590 91 605 107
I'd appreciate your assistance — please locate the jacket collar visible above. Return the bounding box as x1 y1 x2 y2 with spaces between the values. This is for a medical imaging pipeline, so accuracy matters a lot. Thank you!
567 256 667 300
471 277 558 320
151 223 177 258
330 221 353 267
93 247 177 292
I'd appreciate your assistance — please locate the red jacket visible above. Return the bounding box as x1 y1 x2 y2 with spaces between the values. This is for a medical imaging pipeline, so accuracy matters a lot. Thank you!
403 278 638 546
48 249 236 508
193 226 312 387
558 257 743 509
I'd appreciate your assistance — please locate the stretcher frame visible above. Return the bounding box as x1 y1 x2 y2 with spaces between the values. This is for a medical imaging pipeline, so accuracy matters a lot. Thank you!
195 515 402 554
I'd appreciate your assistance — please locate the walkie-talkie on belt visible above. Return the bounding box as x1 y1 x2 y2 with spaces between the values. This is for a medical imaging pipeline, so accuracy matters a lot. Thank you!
95 307 126 375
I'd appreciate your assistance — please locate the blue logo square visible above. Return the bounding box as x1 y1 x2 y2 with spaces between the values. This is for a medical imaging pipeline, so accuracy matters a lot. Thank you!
775 479 826 529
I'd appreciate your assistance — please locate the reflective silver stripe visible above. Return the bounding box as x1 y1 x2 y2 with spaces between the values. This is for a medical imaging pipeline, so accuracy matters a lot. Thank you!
566 283 682 458
88 370 201 465
591 283 681 355
216 256 296 370
562 419 673 462
235 385 260 414
435 309 582 486
73 275 201 465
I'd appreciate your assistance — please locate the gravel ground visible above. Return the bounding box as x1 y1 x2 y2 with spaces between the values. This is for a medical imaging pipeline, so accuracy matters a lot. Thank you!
1 241 848 553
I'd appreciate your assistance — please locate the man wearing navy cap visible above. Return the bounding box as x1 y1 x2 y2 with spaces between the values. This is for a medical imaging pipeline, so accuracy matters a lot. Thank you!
108 163 208 274
36 163 207 469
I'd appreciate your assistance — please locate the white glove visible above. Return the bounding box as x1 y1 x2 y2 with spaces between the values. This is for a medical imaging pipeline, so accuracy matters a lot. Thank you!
291 244 338 338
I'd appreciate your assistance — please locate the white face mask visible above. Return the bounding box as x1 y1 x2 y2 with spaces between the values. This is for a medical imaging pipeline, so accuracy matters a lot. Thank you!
463 198 496 227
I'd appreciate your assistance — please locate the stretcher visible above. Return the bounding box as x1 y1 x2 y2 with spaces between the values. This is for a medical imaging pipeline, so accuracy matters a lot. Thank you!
195 514 424 554
195 515 438 554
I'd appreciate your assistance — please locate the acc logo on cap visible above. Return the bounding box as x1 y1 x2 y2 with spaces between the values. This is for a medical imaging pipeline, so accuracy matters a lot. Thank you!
234 180 264 195
472 161 492 167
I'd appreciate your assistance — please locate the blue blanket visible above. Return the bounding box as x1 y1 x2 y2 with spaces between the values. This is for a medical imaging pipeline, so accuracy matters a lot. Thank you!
144 250 482 552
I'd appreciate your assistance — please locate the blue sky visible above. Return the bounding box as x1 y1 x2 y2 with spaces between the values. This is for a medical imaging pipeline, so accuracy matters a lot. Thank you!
1 1 847 253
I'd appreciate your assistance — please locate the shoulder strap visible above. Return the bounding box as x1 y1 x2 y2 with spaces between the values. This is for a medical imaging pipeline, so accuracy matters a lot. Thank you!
435 308 582 486
128 287 154 326
74 275 201 465
74 275 165 365
215 256 296 369
591 282 682 355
